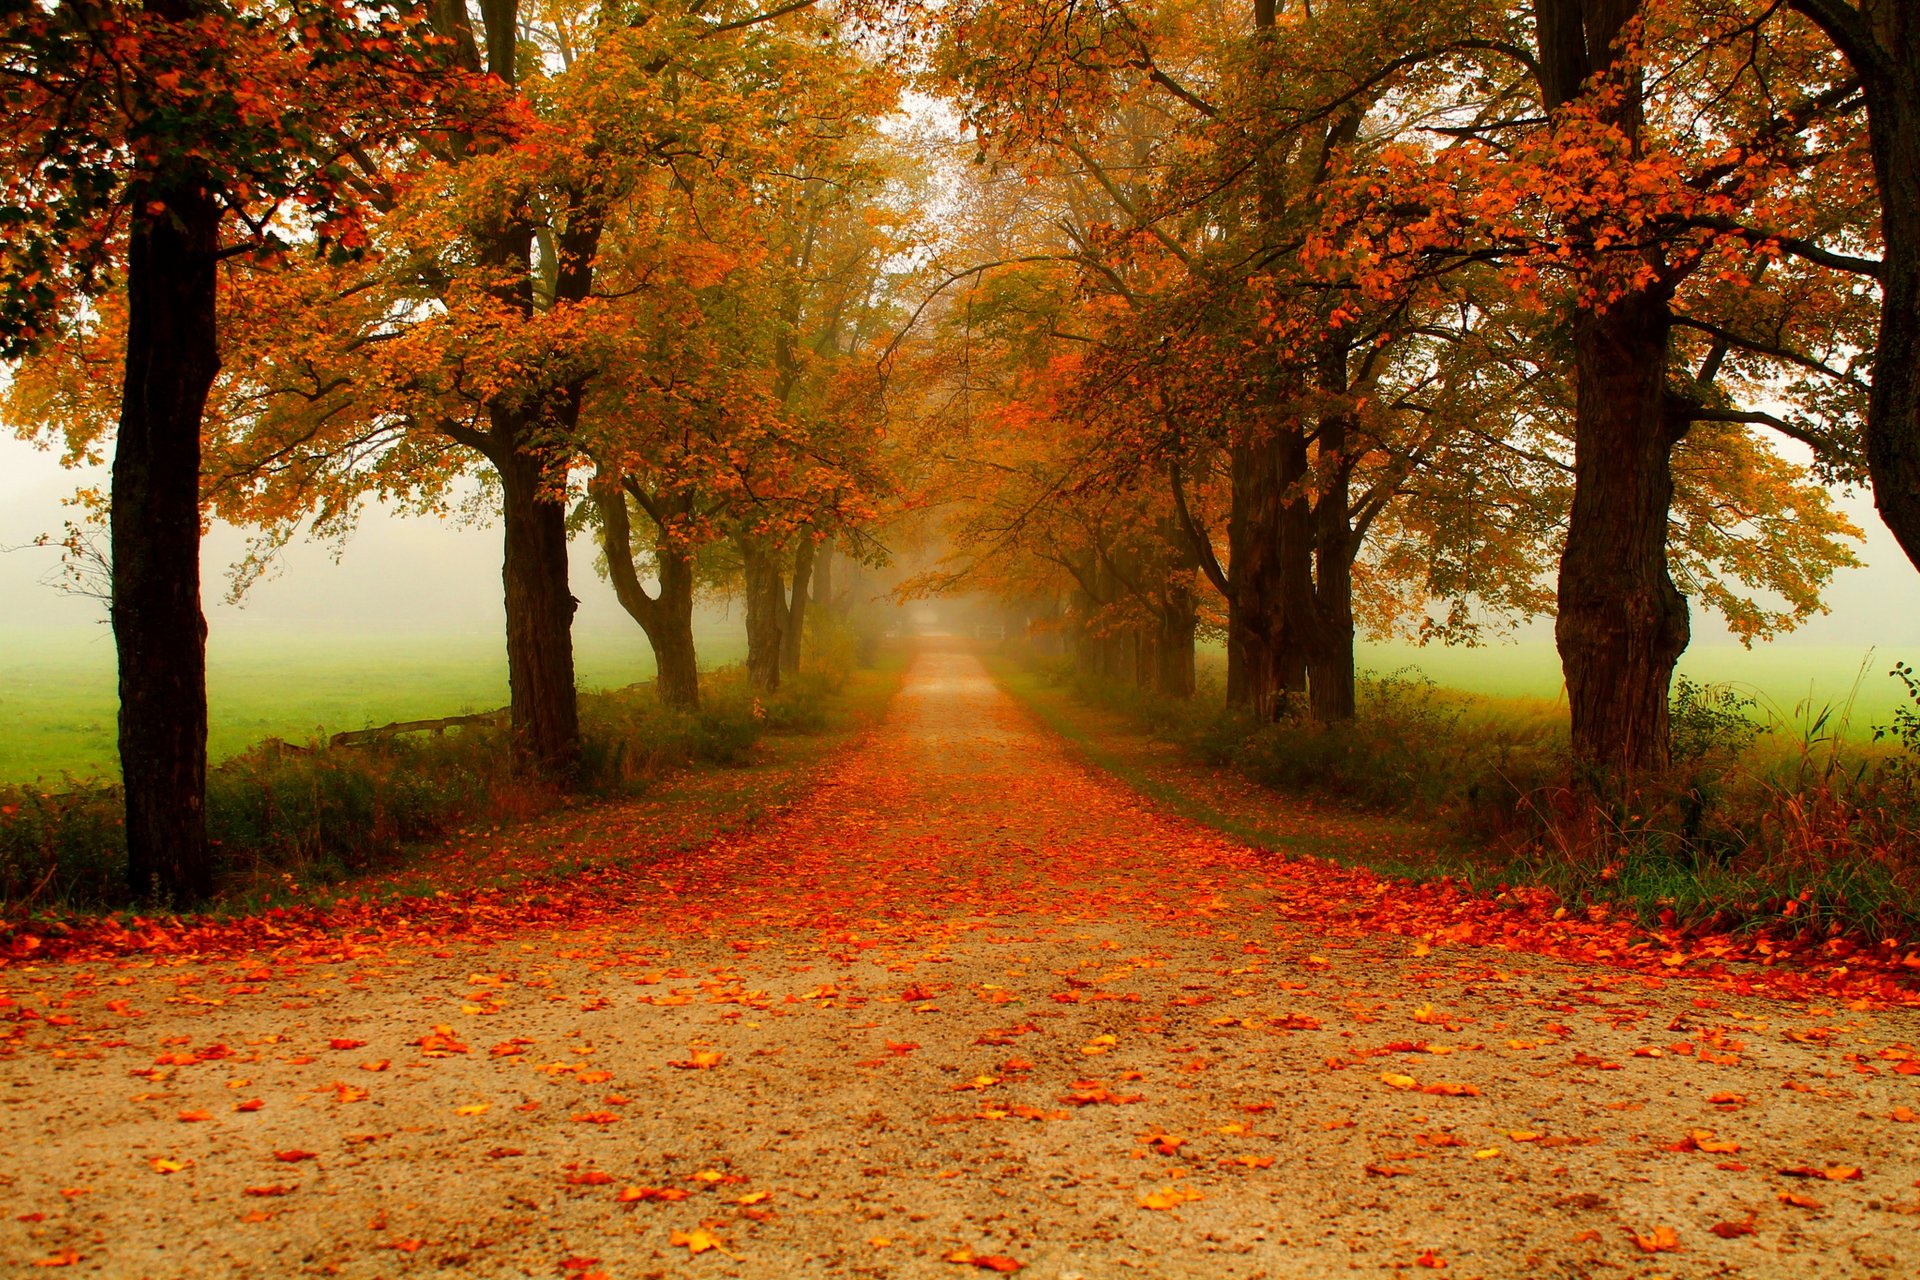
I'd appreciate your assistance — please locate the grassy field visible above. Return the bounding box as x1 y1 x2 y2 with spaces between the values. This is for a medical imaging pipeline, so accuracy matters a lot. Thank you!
0 625 749 785
1190 639 1915 733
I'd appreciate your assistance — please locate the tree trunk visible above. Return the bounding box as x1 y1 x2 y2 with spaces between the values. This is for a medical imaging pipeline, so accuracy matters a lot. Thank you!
1157 597 1196 699
1786 2 1920 567
1555 290 1690 774
498 444 580 776
1227 420 1313 718
594 480 700 710
113 181 220 906
1308 343 1358 723
780 539 816 676
741 540 786 693
647 567 701 711
1862 44 1920 568
813 536 836 611
1537 0 1689 776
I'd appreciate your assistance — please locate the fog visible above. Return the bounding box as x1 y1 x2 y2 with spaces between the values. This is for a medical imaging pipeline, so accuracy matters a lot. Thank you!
4 430 1918 688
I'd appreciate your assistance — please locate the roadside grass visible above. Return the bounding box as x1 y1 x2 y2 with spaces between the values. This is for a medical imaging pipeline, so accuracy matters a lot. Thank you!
988 659 1493 881
1 633 906 918
991 651 1920 944
0 626 750 785
214 647 908 916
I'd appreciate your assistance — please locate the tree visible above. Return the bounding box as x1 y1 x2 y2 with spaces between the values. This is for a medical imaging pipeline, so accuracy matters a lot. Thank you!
1786 0 1920 569
0 0 483 902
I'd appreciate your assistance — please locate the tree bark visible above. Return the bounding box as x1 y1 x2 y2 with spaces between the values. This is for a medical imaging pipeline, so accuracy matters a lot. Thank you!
1308 341 1358 723
740 540 786 693
1227 418 1314 718
812 536 836 611
780 539 816 676
498 443 580 775
594 480 700 709
1537 0 1690 776
112 179 220 905
1785 1 1920 567
1554 290 1690 773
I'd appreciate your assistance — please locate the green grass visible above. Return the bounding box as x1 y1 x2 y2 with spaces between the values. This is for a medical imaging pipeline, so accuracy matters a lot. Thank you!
0 625 749 785
1195 641 1916 731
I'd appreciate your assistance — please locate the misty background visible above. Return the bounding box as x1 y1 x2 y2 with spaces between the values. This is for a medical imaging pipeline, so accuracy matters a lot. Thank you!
5 428 1919 782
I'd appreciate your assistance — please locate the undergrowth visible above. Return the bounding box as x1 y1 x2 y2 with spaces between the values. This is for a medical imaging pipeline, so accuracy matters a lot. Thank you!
0 658 857 914
1034 656 1920 941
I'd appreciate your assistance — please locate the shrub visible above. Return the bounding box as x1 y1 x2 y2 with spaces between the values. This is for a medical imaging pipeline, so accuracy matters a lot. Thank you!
0 663 858 913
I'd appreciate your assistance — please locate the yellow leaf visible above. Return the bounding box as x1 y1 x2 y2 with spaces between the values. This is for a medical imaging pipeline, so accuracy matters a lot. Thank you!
1138 1186 1202 1210
455 1103 489 1116
1379 1072 1418 1090
670 1228 726 1255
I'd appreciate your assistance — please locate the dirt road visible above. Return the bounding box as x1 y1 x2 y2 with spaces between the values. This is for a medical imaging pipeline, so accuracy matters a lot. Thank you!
3 645 1917 1278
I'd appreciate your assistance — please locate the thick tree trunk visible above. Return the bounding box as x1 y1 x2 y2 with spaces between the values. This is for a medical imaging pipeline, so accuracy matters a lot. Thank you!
498 445 579 776
113 181 220 905
1786 3 1920 567
780 539 816 676
1221 422 1313 717
1863 61 1920 568
741 540 786 693
1555 290 1690 774
595 481 700 710
1536 0 1688 776
647 570 701 711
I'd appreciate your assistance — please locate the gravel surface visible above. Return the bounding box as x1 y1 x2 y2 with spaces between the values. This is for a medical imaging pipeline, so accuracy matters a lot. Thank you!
3 644 1917 1279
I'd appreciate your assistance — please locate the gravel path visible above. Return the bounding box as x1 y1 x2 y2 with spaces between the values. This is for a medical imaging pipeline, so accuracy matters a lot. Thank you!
3 644 1918 1278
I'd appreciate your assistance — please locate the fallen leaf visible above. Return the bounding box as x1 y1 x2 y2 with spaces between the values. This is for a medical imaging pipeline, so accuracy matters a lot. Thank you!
1779 1164 1862 1181
272 1150 317 1163
1710 1218 1756 1239
944 1248 1023 1271
1138 1186 1203 1210
668 1050 724 1070
1414 1249 1446 1269
151 1158 187 1174
669 1228 728 1256
454 1103 490 1116
329 1038 367 1051
177 1110 213 1123
31 1252 81 1268
617 1186 688 1202
1630 1225 1680 1253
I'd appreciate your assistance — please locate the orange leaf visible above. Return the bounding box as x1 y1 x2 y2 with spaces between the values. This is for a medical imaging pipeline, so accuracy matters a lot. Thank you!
669 1228 725 1255
177 1110 213 1123
1138 1186 1202 1210
1419 1082 1480 1097
1630 1225 1680 1253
